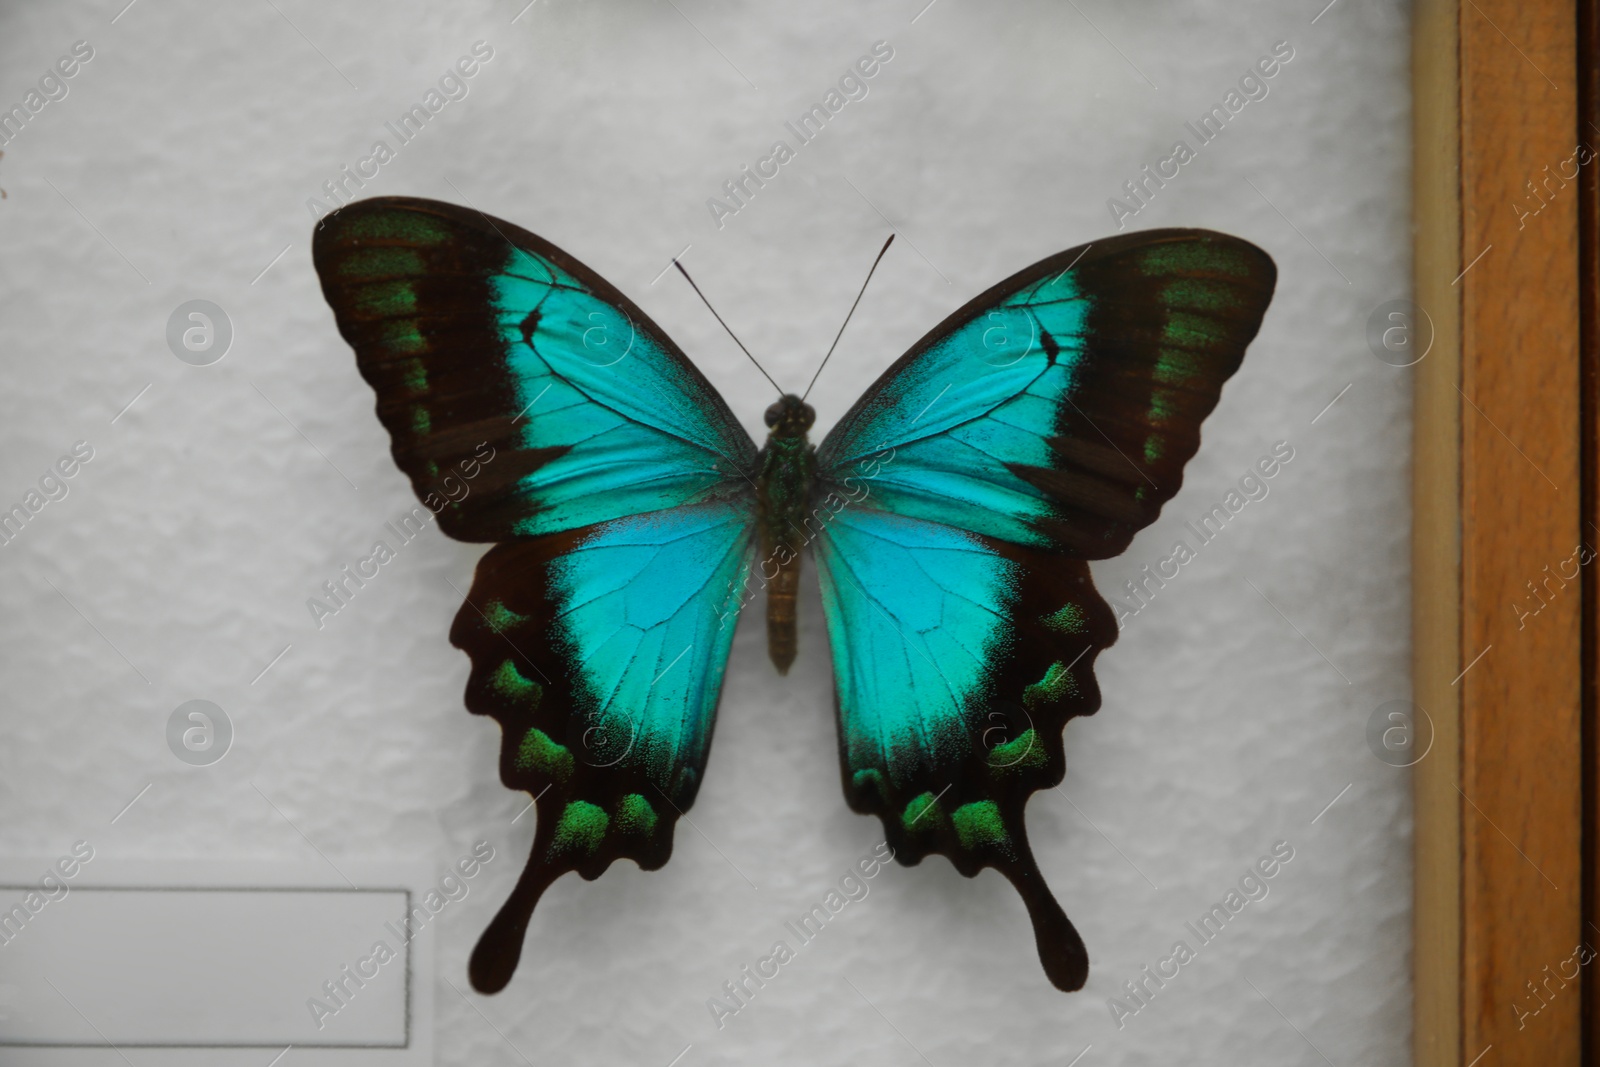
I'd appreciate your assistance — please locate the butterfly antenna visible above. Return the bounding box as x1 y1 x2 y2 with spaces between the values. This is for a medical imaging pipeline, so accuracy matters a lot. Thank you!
801 234 895 402
674 258 784 396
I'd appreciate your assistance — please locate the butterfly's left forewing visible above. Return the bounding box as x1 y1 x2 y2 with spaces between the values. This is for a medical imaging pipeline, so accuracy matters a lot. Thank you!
312 198 760 993
314 197 758 541
813 230 1276 990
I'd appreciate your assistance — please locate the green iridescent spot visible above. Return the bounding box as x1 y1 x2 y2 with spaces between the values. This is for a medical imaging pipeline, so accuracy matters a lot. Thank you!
1023 661 1079 710
1163 311 1226 348
852 768 886 805
1161 278 1241 314
484 600 530 634
491 659 540 702
1143 436 1165 464
342 212 451 245
1152 347 1202 387
987 728 1048 774
951 800 1011 852
411 406 431 434
1138 242 1249 277
901 791 945 833
382 320 427 355
1043 603 1087 634
338 247 425 278
613 793 658 836
401 358 427 395
514 727 571 782
1146 387 1178 425
354 280 418 317
549 800 609 858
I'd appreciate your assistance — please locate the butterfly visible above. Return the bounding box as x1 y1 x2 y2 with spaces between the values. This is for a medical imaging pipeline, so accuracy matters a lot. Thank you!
311 196 1276 994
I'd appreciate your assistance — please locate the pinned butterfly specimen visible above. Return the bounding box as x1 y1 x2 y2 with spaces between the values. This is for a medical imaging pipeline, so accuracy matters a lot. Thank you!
311 197 1275 994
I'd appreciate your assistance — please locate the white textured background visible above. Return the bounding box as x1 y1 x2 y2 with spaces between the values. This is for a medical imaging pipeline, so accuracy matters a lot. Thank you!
0 0 1413 1064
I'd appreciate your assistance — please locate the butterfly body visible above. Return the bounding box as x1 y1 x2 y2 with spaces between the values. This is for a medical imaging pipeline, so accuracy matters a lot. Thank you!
311 196 1276 996
755 394 818 673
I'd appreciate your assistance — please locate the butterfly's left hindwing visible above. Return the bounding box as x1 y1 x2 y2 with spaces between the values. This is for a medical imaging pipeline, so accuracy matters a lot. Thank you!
813 230 1276 991
451 499 754 991
312 198 760 994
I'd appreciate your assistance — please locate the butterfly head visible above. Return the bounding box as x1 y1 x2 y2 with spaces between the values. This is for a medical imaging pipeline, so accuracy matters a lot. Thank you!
764 394 815 440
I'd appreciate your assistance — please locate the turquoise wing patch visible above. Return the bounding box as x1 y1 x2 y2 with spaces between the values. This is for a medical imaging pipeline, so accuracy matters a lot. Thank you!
813 230 1275 990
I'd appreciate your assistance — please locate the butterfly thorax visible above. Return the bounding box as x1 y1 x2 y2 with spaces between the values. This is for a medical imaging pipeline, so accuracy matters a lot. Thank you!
756 394 817 674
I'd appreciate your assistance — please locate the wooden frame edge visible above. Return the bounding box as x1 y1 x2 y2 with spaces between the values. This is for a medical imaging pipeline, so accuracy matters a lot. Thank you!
1582 0 1600 1052
1413 2 1464 1064
1415 2 1584 1064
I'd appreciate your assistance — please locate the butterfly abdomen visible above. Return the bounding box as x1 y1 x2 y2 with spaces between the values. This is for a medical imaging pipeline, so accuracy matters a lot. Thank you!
764 549 801 672
756 396 819 675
